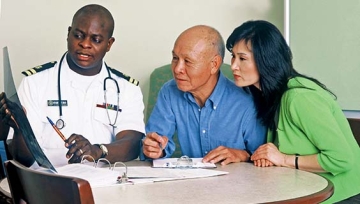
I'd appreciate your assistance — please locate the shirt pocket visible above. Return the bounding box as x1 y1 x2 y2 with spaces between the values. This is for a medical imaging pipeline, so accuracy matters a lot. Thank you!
93 106 120 126
42 103 61 123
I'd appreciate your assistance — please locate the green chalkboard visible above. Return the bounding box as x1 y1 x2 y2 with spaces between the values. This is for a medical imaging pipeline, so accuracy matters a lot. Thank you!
289 0 360 110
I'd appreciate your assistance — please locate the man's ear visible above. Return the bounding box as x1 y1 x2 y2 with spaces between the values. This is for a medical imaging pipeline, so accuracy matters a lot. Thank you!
106 37 115 52
210 55 222 75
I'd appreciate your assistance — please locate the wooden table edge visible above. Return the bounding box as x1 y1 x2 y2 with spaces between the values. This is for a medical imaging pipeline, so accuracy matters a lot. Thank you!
265 177 334 204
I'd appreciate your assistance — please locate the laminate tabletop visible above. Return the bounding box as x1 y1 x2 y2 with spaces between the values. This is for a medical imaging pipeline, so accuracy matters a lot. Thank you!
91 160 333 204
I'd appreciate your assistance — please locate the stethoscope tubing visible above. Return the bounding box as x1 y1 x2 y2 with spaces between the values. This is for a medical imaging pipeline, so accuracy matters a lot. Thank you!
56 52 120 130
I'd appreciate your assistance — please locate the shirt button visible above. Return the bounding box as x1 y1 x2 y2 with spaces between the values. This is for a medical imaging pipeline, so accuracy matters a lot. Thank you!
202 130 206 134
205 151 208 154
213 106 217 110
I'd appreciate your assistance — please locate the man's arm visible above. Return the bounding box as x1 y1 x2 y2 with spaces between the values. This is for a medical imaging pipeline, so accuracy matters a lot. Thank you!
140 84 177 160
0 122 10 141
100 130 144 162
1 92 35 166
66 130 144 163
0 124 35 166
8 130 35 167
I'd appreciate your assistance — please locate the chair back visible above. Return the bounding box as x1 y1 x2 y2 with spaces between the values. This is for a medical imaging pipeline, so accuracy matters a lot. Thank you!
146 63 233 157
347 118 360 146
5 160 94 204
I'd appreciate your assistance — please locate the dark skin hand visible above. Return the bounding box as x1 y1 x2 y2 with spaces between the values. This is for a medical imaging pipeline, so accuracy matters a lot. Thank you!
0 92 35 166
65 130 144 163
0 93 11 140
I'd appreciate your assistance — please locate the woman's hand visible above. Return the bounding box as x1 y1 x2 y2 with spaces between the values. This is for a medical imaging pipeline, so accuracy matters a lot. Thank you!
250 143 286 167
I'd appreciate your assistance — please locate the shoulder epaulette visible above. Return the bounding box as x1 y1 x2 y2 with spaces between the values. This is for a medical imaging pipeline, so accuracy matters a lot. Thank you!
108 67 139 86
22 61 57 76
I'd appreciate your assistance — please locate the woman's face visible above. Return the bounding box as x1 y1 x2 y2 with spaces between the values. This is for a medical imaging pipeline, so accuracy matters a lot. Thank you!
230 40 260 90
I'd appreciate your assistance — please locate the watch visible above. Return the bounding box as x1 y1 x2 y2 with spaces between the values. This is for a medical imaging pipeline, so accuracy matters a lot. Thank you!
95 144 109 158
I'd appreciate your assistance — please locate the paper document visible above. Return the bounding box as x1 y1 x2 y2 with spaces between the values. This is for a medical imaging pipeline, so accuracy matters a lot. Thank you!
55 164 121 188
124 166 227 181
53 163 228 188
117 166 228 183
153 157 216 168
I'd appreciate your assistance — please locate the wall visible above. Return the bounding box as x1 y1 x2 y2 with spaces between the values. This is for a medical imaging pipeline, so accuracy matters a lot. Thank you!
289 0 360 111
0 0 284 113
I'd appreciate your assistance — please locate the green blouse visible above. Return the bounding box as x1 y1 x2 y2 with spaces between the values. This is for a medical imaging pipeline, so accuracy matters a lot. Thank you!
267 77 360 203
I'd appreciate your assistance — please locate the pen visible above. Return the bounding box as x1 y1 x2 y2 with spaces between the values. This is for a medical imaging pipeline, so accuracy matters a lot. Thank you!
46 116 67 141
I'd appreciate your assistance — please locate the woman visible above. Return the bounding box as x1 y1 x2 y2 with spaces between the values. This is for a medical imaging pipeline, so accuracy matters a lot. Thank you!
226 20 360 203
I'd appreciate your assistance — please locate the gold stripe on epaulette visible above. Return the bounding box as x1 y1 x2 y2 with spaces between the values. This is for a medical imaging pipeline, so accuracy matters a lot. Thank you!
24 69 36 76
108 67 140 86
25 70 32 76
129 78 139 86
22 61 57 77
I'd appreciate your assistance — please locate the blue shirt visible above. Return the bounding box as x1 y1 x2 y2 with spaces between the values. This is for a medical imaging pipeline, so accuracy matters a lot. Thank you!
140 72 266 159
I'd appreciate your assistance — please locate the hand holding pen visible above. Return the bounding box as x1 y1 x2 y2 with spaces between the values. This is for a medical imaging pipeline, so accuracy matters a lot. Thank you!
47 116 103 163
142 132 168 159
47 116 87 163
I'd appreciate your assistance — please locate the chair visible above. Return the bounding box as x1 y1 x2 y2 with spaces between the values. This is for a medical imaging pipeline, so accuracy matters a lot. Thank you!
146 64 233 157
5 160 94 204
0 155 6 180
0 155 12 204
347 118 360 146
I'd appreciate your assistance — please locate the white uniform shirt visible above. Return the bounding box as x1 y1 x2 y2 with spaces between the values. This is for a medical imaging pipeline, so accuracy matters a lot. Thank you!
17 56 145 167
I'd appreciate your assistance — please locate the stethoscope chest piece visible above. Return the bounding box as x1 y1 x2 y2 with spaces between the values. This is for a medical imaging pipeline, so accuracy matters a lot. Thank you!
56 118 65 130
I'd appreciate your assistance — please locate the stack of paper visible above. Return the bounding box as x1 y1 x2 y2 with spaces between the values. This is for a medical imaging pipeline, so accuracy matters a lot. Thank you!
55 164 120 187
125 166 227 182
53 163 228 188
152 158 217 168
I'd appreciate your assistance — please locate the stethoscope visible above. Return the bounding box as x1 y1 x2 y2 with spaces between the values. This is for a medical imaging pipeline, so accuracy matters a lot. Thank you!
56 52 120 133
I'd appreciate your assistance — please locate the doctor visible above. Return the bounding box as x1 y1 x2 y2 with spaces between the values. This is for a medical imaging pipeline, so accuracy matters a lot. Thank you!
0 4 145 167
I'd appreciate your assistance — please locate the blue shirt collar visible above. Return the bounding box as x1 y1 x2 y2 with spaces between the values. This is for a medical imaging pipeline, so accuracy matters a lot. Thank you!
184 71 228 109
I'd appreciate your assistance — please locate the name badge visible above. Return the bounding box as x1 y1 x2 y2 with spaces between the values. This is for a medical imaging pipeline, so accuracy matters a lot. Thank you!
47 100 68 106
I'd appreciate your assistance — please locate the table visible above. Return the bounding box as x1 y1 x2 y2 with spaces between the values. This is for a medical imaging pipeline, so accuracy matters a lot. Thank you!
92 161 333 204
0 161 333 204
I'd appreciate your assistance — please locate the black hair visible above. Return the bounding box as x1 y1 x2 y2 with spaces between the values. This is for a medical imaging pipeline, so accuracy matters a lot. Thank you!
226 20 335 131
72 4 115 38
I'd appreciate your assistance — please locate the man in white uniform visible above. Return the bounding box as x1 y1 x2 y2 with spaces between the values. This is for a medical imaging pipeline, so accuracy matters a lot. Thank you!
0 4 145 167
